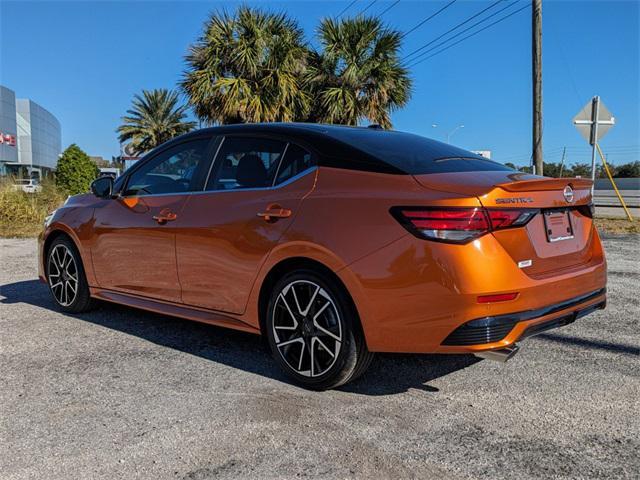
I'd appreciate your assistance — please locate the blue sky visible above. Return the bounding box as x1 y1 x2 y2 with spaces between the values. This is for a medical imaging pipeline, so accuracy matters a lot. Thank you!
1 0 638 166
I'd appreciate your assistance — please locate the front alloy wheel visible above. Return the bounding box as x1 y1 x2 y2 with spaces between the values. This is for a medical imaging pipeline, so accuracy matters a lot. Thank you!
266 270 373 390
46 236 94 313
48 244 79 307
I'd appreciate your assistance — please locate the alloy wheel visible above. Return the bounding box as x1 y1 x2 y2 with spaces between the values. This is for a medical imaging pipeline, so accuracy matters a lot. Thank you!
272 280 343 377
48 244 79 307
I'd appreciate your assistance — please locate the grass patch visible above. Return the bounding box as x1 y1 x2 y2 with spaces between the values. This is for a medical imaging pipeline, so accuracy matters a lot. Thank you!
594 216 640 235
0 179 67 238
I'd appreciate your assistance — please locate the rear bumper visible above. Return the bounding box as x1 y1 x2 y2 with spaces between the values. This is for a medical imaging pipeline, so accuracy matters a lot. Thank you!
438 288 607 353
441 288 606 347
344 227 607 353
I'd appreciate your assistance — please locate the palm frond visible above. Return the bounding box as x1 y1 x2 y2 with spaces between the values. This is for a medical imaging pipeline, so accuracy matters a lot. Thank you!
117 88 196 154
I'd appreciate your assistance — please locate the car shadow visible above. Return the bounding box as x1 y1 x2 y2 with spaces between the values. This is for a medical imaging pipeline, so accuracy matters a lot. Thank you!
536 332 640 356
2 279 480 395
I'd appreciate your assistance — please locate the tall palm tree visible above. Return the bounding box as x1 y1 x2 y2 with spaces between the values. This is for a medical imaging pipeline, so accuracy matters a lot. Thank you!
117 89 196 154
181 7 310 125
306 16 411 129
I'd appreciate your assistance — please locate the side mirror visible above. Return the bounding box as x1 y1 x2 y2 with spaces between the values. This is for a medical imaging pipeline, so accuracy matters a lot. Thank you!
91 176 114 198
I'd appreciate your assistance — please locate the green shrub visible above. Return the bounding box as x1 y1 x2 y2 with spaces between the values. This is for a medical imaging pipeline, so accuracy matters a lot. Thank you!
0 178 67 237
56 144 99 195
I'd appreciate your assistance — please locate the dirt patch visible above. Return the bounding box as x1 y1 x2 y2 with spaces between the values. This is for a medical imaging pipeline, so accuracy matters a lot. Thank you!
594 217 640 234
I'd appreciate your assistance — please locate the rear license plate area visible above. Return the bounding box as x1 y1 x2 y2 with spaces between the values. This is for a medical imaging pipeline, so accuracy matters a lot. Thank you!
543 209 574 242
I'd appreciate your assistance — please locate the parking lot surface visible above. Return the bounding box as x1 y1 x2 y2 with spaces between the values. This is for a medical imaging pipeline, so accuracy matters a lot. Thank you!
1 236 638 479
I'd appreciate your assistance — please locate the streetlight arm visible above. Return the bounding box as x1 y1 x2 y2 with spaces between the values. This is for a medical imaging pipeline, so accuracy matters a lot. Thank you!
446 125 464 144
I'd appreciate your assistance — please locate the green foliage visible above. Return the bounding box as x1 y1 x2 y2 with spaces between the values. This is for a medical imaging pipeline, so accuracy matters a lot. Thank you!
180 7 411 128
306 16 411 128
505 160 639 178
568 163 591 178
181 7 310 125
613 161 640 178
542 162 560 177
0 177 66 237
55 144 99 195
117 89 196 154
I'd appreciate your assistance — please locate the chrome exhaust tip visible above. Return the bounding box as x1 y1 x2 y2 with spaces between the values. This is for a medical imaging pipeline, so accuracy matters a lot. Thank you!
474 344 520 363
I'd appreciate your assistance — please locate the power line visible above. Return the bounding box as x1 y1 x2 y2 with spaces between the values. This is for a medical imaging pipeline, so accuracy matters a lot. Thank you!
407 1 522 66
408 2 530 67
379 0 401 17
336 0 359 18
404 0 505 61
360 0 379 16
401 0 458 39
547 12 583 108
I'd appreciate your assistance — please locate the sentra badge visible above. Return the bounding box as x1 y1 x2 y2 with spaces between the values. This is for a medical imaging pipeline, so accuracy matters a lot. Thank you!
496 197 534 204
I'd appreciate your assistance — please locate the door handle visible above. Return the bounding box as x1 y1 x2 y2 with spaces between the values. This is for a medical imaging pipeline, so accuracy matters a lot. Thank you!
153 209 177 225
257 205 292 223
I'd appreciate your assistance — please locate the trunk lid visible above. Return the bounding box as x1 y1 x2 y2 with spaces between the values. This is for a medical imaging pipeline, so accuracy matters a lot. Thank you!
413 172 596 277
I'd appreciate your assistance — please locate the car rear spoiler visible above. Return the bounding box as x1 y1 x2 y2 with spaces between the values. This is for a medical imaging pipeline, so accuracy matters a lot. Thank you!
498 177 593 192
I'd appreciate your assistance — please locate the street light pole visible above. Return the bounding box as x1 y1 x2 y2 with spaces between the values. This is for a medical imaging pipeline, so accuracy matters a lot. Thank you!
446 125 464 144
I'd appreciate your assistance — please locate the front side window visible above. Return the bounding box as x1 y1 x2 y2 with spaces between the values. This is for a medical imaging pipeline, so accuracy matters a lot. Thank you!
206 137 286 191
275 144 315 185
124 138 211 196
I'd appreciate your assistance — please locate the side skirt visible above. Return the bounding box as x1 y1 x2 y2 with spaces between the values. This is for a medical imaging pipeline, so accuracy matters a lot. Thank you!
90 288 261 335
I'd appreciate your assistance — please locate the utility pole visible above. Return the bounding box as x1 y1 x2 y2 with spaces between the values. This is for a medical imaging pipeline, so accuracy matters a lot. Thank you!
532 0 543 175
559 146 566 178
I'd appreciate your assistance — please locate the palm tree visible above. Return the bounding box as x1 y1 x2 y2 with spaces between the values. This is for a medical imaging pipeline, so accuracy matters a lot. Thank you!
117 89 196 154
306 16 411 128
181 7 310 125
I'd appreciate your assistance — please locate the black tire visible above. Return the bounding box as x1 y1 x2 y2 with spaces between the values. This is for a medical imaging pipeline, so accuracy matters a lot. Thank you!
265 269 374 390
45 236 94 313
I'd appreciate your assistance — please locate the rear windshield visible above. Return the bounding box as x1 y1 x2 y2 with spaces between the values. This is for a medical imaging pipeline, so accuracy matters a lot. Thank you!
322 127 512 175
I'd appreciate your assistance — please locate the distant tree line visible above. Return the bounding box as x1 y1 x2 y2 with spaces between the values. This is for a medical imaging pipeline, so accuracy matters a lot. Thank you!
504 161 640 178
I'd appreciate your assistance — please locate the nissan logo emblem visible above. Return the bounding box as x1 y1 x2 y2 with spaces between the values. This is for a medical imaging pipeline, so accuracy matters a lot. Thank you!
563 185 574 203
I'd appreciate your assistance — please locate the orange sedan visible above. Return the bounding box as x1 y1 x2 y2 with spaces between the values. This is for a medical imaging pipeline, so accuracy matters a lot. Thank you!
39 124 607 389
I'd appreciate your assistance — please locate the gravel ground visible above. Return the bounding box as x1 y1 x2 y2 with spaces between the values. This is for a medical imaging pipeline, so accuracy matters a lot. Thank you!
1 236 638 480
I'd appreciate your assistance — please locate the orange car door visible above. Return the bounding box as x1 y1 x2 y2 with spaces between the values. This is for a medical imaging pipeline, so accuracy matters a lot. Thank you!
91 136 215 303
176 137 317 314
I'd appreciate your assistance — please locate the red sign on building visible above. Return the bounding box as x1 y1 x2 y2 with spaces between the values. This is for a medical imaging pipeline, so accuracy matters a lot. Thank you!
0 132 17 146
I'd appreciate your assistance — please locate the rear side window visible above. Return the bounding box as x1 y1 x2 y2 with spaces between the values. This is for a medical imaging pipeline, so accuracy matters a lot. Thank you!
275 144 315 185
323 127 513 174
206 137 286 191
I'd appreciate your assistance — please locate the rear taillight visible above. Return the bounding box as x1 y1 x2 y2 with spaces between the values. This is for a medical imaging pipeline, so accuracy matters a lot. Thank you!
391 207 536 244
394 208 489 243
486 209 537 229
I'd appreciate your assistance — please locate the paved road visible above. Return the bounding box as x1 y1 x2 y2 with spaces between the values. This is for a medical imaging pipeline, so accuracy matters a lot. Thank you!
594 189 639 219
1 237 638 480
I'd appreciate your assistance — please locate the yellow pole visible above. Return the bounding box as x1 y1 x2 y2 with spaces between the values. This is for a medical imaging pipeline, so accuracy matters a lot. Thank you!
595 143 633 221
